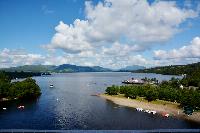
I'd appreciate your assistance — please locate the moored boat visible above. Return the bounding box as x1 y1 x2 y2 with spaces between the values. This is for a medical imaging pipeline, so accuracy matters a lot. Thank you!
122 78 145 84
49 84 54 88
17 105 24 109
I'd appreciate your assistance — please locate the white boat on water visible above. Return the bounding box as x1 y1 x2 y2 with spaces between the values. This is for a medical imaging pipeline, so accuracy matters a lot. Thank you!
164 113 169 117
151 111 157 115
49 84 54 88
145 109 151 113
122 78 145 84
136 108 143 111
17 105 24 109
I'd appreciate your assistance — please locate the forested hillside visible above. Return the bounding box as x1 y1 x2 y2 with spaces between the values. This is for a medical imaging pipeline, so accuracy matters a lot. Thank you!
1 64 111 73
1 65 56 72
134 62 200 75
133 62 200 87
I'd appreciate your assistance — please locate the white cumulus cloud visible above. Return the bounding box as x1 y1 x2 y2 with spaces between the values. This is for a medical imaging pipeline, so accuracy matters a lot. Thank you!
44 0 198 54
154 37 200 60
44 20 92 54
2 0 199 69
0 48 45 68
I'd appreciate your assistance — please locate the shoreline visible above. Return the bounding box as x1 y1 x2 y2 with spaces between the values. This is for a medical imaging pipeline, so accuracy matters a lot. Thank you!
99 94 200 124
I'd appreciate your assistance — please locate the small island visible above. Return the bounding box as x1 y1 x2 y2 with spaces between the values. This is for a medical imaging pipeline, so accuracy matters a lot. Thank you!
0 71 41 102
101 77 200 123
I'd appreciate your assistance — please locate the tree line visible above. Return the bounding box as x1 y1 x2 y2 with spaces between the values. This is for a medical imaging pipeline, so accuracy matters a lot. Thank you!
133 62 200 87
0 72 41 100
105 78 200 112
0 71 41 80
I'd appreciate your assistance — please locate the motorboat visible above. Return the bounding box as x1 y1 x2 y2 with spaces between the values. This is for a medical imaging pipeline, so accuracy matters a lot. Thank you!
49 84 54 88
122 78 145 84
18 105 24 109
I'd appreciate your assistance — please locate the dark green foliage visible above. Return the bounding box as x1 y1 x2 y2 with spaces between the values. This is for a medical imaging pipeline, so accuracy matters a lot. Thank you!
133 62 200 75
0 72 11 82
133 62 200 88
169 77 180 88
9 78 41 99
0 71 41 80
181 69 200 87
124 86 138 99
106 82 200 112
144 85 158 102
1 65 56 73
119 85 127 94
111 62 200 112
0 72 11 98
0 64 111 73
105 85 119 95
0 72 41 100
179 89 200 110
6 71 41 80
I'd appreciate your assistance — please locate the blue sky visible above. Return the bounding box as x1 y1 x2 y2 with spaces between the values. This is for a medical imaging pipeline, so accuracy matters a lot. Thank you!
0 0 85 53
0 0 200 68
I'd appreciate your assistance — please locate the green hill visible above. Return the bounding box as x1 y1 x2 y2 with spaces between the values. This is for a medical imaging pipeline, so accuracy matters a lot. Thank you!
1 65 56 72
54 64 111 72
1 64 112 73
133 62 200 75
133 62 200 87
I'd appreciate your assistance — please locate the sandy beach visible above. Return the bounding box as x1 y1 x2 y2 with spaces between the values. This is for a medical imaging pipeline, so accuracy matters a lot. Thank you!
100 94 200 124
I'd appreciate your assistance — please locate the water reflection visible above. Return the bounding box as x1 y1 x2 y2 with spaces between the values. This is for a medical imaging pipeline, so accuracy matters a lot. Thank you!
1 72 199 130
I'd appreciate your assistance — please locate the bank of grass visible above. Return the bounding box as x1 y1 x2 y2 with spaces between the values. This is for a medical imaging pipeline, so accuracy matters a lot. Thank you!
104 94 179 108
102 76 200 123
100 94 200 123
105 84 200 112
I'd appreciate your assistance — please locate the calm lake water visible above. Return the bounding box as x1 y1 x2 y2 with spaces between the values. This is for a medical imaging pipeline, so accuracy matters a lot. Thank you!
0 72 200 129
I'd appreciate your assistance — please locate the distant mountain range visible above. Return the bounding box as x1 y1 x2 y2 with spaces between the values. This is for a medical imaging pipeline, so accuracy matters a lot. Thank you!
118 65 146 72
3 62 198 75
0 64 111 73
1 65 57 73
0 64 146 73
54 64 111 72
